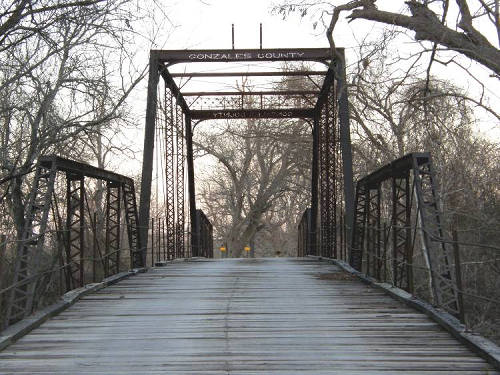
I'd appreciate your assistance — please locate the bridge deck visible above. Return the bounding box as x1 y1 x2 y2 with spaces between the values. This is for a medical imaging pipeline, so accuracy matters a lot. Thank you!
0 258 497 374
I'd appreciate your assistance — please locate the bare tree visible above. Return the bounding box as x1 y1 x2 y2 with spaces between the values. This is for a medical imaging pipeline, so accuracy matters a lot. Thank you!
274 1 500 77
195 117 311 257
0 0 150 239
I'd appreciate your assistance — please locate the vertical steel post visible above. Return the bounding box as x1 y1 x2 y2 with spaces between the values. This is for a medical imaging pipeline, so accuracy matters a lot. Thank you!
350 182 367 271
319 100 329 258
383 222 388 281
185 115 197 257
105 181 121 277
452 228 465 323
151 218 154 265
156 218 160 262
93 212 97 282
150 218 154 267
413 154 460 317
165 93 176 260
366 186 381 278
123 182 141 268
163 220 166 260
309 116 320 256
336 49 355 259
175 104 185 259
319 84 337 259
259 23 262 49
392 174 411 291
232 24 235 49
138 53 160 268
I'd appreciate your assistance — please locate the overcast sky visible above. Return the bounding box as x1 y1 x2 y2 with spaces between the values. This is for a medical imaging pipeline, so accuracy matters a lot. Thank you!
161 0 326 50
119 0 498 175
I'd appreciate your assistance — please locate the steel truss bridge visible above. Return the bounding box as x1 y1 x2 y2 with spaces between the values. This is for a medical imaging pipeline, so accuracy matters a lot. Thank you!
0 48 498 373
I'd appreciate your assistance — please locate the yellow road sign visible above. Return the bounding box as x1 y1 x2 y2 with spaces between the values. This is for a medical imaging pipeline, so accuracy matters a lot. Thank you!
244 246 251 252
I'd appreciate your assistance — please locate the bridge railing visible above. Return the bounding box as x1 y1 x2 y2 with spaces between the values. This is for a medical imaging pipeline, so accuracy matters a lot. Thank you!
0 155 143 330
301 152 500 339
349 152 500 337
297 208 312 257
350 152 463 318
193 209 213 258
148 216 188 265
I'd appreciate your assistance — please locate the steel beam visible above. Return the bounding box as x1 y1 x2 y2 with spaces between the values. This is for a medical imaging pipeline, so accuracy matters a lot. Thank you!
182 90 320 97
39 156 133 186
170 71 327 78
336 51 355 257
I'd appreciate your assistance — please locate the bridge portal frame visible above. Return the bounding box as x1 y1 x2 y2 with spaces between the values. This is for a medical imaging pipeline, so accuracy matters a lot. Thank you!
139 47 355 259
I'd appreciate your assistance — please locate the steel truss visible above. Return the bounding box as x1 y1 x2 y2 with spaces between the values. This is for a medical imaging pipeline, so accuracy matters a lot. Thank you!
350 153 460 317
165 92 176 260
139 47 354 261
163 91 186 260
5 156 142 327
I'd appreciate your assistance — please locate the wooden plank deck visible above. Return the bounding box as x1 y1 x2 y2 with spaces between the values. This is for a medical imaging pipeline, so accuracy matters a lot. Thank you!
0 258 497 374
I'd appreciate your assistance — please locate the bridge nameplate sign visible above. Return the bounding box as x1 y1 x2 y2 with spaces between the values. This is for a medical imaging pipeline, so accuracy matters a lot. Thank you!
190 108 315 120
154 48 333 63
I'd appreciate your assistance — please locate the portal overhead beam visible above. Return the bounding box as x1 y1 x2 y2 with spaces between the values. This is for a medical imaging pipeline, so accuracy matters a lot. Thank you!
153 48 334 64
171 71 327 78
183 90 320 97
190 108 315 120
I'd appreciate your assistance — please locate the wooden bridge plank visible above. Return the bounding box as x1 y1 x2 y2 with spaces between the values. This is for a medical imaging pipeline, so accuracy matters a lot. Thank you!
0 258 497 374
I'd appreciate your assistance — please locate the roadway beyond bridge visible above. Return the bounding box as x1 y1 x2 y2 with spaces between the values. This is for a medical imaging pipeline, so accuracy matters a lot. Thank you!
0 258 497 374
